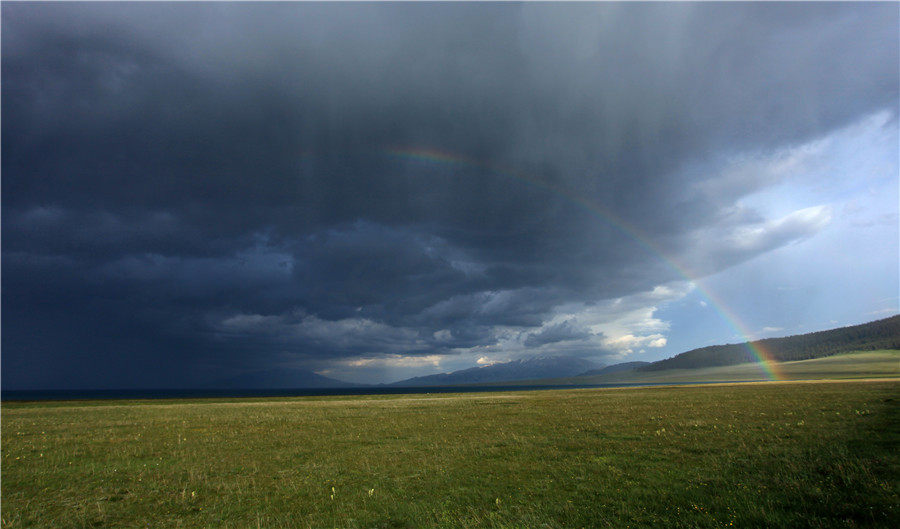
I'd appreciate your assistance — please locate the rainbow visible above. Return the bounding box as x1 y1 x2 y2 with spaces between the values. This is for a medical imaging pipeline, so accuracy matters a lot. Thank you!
385 146 784 380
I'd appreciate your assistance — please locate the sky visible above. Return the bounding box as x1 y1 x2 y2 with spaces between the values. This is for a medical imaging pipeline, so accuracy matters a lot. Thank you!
2 2 898 389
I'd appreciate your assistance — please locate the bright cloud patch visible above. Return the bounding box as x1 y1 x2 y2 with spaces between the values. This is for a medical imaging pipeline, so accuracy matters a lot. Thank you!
679 205 832 276
343 355 443 368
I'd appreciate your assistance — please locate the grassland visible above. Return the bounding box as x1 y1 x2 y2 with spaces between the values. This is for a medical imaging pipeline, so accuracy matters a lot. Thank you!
2 380 898 528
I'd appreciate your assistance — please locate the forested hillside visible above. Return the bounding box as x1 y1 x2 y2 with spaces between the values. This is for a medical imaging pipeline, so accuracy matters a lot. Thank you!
641 315 900 372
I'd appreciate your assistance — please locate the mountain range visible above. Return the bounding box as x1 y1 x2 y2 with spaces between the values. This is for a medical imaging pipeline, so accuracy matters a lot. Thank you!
638 315 900 372
388 356 599 387
578 361 650 377
208 315 898 389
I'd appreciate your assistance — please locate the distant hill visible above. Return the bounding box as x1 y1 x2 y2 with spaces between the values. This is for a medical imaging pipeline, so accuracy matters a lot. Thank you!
390 356 600 387
641 315 900 372
579 361 649 376
211 368 357 389
508 350 900 387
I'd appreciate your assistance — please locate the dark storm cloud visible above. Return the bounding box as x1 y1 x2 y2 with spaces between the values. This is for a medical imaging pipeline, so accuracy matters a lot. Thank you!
523 320 593 348
3 3 897 387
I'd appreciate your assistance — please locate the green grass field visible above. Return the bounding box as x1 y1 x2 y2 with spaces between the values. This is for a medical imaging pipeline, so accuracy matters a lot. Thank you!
2 379 898 528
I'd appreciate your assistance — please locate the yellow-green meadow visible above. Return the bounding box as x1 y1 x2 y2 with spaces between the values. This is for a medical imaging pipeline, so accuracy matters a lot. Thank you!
3 379 898 528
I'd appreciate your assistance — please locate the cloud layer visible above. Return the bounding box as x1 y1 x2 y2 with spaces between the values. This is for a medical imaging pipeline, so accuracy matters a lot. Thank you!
3 3 897 387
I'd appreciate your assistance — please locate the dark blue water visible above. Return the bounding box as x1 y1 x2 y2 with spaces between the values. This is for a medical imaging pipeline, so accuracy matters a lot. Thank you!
0 381 747 402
